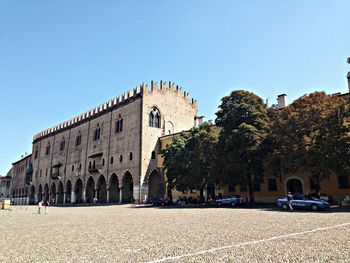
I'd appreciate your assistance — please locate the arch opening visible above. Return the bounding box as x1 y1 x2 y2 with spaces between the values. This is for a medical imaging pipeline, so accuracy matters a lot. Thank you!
122 172 133 203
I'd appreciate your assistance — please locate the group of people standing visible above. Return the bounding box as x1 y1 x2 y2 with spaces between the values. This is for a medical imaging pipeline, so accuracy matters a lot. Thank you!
37 200 50 214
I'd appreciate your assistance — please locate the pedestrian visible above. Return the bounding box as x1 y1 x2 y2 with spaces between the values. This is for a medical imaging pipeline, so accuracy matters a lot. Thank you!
38 200 43 214
44 200 50 214
287 192 294 212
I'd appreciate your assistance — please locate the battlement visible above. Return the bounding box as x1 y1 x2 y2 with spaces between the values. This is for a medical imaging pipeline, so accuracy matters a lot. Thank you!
33 81 197 142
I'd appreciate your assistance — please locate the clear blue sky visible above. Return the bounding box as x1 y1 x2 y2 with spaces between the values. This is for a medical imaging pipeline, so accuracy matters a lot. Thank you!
0 1 349 175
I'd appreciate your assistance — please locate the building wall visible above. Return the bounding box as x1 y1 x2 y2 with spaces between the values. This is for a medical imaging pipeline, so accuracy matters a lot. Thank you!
11 155 32 204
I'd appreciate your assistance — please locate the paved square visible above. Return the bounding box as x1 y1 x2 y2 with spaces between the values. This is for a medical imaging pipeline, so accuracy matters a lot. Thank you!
0 205 349 262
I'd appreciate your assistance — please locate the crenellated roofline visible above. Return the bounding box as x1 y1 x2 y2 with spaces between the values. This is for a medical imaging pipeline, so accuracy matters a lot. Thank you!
33 81 197 142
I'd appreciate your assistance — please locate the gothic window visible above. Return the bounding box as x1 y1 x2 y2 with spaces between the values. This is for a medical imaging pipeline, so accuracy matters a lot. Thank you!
93 124 101 141
129 152 133 160
102 158 105 166
151 151 156 160
78 163 82 171
75 131 82 146
34 146 39 159
115 114 124 133
60 138 65 151
149 107 161 128
72 165 75 172
45 142 51 156
110 156 114 164
119 155 123 163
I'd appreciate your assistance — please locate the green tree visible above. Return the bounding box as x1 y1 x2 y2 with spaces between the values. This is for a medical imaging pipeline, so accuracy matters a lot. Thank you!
266 92 350 194
162 123 219 202
215 90 271 206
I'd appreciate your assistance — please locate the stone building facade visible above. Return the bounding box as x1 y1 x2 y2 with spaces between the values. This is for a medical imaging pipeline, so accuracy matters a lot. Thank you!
23 81 197 204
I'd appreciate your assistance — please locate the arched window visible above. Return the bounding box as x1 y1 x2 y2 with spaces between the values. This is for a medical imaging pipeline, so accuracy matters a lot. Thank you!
93 124 101 141
45 142 51 155
34 146 39 159
78 163 82 171
102 158 105 166
119 155 123 163
72 165 74 172
115 114 124 133
149 107 161 128
60 137 65 151
75 131 82 146
110 156 114 164
129 152 133 160
89 162 92 169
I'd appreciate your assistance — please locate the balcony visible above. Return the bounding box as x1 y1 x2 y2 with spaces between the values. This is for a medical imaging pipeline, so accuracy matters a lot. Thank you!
51 172 61 180
88 165 102 174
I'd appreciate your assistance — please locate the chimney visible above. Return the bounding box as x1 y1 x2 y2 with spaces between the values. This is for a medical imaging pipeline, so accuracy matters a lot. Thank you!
277 94 287 109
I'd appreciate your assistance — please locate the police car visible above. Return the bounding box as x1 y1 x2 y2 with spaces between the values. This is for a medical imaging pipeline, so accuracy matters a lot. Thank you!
216 195 243 207
277 194 330 211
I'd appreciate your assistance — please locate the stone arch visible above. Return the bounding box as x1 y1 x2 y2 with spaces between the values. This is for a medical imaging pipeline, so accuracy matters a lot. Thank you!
50 182 56 203
29 185 36 204
85 176 95 203
97 175 107 203
148 170 164 198
109 173 119 203
37 184 43 202
57 181 64 204
44 184 49 202
285 176 304 195
74 178 83 203
65 180 72 203
165 121 174 135
122 172 133 203
149 106 161 128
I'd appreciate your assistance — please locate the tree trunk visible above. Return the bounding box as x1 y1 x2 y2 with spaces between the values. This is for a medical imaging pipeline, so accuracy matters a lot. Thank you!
247 173 255 207
167 185 173 205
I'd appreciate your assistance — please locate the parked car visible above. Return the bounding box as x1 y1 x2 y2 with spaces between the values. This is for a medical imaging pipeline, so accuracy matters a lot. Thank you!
148 196 168 206
277 194 330 211
216 195 243 207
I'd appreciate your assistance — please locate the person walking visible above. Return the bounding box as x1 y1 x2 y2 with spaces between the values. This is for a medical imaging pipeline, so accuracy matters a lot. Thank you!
287 192 294 212
44 200 50 214
38 200 43 214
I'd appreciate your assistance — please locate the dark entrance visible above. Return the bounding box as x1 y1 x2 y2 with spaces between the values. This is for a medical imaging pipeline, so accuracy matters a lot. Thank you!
85 177 95 203
75 178 83 203
57 181 64 204
122 172 133 203
29 185 35 204
44 184 49 202
109 174 119 203
286 178 303 194
148 170 163 198
37 185 43 202
97 175 107 203
65 180 72 203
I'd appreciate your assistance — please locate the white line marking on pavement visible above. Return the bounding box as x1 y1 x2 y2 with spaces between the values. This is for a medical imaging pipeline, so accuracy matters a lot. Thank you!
146 222 350 263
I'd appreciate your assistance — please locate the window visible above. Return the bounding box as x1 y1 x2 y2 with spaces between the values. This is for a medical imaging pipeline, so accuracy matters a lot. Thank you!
34 146 39 159
75 131 82 146
39 170 42 177
338 174 349 189
228 183 235 192
72 165 74 172
129 152 133 160
119 155 123 163
253 180 261 192
151 151 156 160
268 179 277 191
64 166 66 174
115 115 124 133
110 156 114 164
149 107 161 128
45 168 48 177
93 124 101 141
78 163 82 171
60 139 65 151
45 142 51 155
89 162 92 169
102 158 105 166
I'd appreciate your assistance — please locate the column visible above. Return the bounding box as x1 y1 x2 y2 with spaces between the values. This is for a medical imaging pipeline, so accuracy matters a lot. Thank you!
71 191 75 203
63 192 66 204
106 189 110 203
83 189 86 203
119 187 122 204
55 193 58 204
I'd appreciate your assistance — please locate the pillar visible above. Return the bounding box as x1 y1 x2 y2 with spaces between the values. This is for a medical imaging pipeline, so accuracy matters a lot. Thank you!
55 193 58 204
63 192 66 204
106 189 110 203
71 191 75 203
119 187 122 204
83 189 86 203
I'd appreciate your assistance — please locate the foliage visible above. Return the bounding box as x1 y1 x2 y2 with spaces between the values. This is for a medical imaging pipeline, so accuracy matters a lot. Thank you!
162 123 219 201
265 92 350 193
215 90 271 205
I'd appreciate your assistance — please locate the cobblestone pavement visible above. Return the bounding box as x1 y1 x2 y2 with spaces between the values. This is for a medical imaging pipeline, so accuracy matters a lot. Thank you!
0 205 349 262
